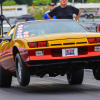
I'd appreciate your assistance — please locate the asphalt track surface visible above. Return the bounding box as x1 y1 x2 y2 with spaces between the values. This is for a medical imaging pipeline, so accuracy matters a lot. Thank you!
0 70 100 100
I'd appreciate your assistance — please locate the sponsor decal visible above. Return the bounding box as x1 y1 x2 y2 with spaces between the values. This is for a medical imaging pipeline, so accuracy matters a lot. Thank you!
30 34 35 36
23 35 29 38
23 31 29 35
24 25 30 29
17 33 22 35
65 49 75 56
18 25 23 28
17 30 23 33
18 27 23 30
62 48 78 57
17 35 23 38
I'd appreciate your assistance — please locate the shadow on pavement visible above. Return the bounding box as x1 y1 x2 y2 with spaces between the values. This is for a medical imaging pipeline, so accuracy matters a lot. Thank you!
1 83 100 95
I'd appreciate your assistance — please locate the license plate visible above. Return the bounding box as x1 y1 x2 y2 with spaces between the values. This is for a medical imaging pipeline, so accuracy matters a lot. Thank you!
62 48 78 57
95 46 100 51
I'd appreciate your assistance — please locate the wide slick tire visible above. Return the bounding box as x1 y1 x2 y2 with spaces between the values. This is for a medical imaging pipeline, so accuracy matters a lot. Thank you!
67 69 84 84
93 67 100 80
0 65 12 87
15 53 30 86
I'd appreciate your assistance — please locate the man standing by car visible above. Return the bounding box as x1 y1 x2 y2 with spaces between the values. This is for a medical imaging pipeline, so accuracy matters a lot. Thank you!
47 0 81 21
44 3 56 19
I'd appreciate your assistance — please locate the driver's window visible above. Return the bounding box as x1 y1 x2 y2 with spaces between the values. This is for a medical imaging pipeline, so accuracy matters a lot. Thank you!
8 28 15 37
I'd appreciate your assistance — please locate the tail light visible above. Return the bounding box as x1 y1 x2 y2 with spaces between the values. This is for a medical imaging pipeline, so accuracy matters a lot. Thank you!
38 42 47 47
88 38 96 44
88 38 100 44
28 41 47 48
28 42 37 48
96 38 100 43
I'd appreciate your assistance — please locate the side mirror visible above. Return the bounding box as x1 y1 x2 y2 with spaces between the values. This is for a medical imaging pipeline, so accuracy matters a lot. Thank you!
0 35 2 43
3 32 7 37
0 38 2 43
3 32 7 35
3 36 12 42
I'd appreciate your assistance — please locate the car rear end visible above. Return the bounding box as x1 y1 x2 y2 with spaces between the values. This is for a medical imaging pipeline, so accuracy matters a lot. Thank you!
15 20 100 77
20 32 100 73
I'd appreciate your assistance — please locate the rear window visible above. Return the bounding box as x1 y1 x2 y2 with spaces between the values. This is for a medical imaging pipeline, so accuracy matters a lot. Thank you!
15 20 88 39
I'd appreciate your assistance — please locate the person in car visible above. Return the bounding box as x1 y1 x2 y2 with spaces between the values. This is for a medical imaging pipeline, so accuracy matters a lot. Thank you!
47 0 81 21
44 3 56 19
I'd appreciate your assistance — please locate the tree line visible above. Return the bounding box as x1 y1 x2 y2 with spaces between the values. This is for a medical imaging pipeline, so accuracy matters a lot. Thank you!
2 0 100 6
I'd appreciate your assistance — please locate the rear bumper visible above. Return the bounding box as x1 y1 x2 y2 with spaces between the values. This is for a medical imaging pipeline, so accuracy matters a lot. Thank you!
27 56 100 69
20 46 100 68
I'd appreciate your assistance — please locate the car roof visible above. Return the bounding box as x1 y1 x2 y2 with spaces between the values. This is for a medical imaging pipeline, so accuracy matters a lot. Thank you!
16 19 75 26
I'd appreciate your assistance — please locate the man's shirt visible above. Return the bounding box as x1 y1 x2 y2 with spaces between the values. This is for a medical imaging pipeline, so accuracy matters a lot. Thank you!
48 6 79 19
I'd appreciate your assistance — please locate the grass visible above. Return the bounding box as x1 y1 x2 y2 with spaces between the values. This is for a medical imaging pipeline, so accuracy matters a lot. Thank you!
28 6 49 19
94 16 100 19
87 16 100 20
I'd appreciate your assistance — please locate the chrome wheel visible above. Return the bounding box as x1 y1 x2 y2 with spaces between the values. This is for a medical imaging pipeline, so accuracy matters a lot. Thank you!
18 61 21 79
15 53 30 86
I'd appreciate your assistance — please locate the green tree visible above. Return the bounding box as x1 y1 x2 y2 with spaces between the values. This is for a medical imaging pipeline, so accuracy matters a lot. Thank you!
40 0 52 5
14 0 33 6
33 0 40 6
68 0 87 3
2 0 34 6
26 0 33 6
33 0 52 6
52 0 59 4
3 0 17 5
86 0 100 3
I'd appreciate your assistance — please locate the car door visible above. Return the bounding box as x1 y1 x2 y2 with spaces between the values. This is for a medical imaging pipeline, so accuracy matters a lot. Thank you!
0 28 15 70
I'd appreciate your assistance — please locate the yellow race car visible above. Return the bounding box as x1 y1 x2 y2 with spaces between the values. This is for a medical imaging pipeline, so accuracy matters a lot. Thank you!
0 19 100 87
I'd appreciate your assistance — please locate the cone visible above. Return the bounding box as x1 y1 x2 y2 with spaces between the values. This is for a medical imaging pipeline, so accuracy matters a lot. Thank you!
32 5 34 7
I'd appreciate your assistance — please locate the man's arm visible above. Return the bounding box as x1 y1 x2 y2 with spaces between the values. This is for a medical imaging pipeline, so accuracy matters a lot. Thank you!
47 14 54 19
75 10 81 21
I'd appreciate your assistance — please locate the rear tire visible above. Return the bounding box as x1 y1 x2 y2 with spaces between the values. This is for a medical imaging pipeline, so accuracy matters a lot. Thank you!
93 67 100 80
0 66 12 87
15 53 30 86
67 69 84 84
